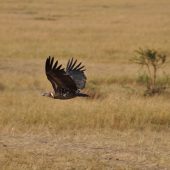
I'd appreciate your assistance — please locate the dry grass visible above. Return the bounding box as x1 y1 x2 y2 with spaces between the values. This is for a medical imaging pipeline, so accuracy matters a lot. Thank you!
0 0 170 169
0 0 170 61
1 59 170 133
1 131 170 170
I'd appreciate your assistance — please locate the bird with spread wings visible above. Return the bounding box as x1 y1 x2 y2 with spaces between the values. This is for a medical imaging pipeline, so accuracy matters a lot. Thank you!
42 56 89 99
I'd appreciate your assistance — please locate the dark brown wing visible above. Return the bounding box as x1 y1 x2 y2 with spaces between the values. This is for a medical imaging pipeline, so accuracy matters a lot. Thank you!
45 56 77 92
66 58 86 89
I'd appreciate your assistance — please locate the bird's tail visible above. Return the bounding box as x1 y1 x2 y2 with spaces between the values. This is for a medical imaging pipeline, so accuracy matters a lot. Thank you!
76 92 89 97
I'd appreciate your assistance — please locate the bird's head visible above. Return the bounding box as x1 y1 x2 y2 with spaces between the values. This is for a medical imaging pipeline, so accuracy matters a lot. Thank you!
42 92 55 98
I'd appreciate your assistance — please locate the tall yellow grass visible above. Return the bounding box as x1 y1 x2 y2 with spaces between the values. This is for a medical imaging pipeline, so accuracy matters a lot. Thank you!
1 0 170 133
0 59 170 134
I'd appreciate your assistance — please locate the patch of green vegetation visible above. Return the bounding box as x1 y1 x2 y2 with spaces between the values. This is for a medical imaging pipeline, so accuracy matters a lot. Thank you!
132 48 168 96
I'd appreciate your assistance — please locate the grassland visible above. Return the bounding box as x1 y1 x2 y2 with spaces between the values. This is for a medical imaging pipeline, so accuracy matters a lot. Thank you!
0 0 170 169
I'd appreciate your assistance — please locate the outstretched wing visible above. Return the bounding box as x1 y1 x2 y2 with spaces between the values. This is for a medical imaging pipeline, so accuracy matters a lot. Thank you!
66 58 87 89
45 56 77 92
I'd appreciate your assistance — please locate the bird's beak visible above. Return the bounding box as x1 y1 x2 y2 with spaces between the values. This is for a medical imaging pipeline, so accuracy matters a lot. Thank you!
50 92 54 97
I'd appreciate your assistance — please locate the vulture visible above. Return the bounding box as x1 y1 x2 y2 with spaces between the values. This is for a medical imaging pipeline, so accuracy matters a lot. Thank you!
42 56 89 99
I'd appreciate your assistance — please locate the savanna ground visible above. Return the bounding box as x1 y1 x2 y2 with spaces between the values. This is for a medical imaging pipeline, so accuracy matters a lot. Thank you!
0 0 170 169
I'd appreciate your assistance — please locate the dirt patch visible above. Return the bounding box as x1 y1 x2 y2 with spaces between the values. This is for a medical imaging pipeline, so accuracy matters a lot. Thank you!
0 130 170 169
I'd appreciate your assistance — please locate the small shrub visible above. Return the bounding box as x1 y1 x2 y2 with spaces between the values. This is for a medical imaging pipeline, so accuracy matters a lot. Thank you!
132 48 167 96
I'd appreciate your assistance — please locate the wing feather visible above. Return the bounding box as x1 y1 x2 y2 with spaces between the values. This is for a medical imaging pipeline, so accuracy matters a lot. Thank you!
66 58 87 89
52 60 58 70
70 59 77 70
45 56 77 92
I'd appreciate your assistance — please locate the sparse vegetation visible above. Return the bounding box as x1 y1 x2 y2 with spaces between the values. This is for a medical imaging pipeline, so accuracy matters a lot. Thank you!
0 0 170 169
133 48 168 96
